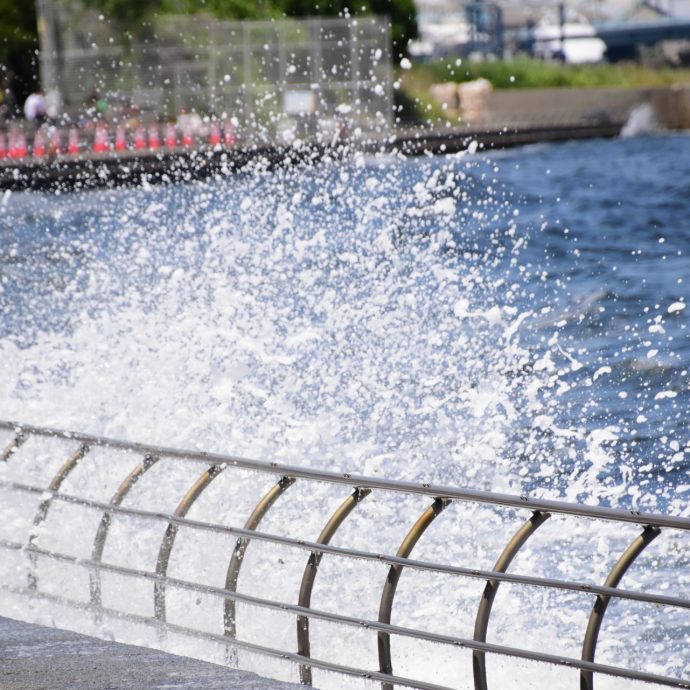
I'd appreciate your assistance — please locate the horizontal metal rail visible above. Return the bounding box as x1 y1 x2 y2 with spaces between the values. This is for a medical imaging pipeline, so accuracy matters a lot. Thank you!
0 581 454 690
2 420 689 531
2 478 688 612
2 540 688 689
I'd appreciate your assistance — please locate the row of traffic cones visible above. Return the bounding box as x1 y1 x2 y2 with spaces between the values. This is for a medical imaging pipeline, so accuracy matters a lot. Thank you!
0 121 238 161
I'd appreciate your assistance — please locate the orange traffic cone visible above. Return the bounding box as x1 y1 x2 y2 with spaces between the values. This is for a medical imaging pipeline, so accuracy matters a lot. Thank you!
224 120 237 147
114 124 127 152
68 128 80 155
149 124 161 150
33 129 47 158
181 122 194 147
9 131 28 159
18 132 28 157
93 125 110 153
209 121 221 147
165 123 177 149
134 126 147 150
7 132 16 159
49 128 62 155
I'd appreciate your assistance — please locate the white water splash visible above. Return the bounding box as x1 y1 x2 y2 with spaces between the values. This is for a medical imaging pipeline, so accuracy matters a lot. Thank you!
1 150 687 689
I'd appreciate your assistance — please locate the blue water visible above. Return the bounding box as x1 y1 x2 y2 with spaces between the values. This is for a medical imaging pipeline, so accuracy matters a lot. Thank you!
487 135 690 508
0 134 688 514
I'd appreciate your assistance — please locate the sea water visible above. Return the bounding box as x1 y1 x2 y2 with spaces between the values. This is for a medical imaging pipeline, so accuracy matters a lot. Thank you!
0 134 688 688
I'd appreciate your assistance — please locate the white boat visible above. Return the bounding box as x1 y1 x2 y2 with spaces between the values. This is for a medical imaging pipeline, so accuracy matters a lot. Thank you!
532 10 607 63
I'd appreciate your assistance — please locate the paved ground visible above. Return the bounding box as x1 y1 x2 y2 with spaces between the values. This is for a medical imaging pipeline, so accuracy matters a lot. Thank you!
0 617 299 689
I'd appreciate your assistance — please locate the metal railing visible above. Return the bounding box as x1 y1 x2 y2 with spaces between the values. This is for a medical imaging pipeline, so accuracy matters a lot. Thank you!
0 420 688 690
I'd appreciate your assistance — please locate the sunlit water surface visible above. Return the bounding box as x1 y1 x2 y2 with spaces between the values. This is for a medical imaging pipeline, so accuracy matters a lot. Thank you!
0 134 688 688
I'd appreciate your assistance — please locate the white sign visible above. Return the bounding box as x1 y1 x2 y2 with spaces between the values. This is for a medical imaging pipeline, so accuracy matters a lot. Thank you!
284 90 316 114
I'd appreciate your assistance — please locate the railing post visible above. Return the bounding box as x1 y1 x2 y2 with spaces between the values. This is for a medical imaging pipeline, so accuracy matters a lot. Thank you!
472 510 550 690
378 497 450 690
154 464 225 633
297 487 370 685
580 525 661 690
27 443 90 590
223 476 295 648
90 454 159 619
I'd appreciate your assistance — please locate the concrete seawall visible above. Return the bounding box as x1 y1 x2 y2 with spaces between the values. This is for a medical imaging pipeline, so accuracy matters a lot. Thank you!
0 616 301 689
0 122 623 192
455 83 690 130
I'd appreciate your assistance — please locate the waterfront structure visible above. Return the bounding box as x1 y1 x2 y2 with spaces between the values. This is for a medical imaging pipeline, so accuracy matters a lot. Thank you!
36 1 393 141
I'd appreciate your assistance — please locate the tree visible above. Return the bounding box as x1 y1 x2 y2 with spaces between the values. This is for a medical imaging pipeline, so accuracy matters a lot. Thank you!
158 0 265 20
276 0 417 56
80 0 161 26
0 0 39 108
368 0 417 57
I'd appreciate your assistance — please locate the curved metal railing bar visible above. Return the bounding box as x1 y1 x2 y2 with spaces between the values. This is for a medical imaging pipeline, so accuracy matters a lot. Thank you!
2 478 689 613
297 487 371 685
2 539 688 690
1 420 689 531
27 443 89 590
472 510 551 690
223 475 295 640
0 430 26 462
379 497 450 690
29 443 90 539
154 464 224 629
580 525 661 690
90 454 160 617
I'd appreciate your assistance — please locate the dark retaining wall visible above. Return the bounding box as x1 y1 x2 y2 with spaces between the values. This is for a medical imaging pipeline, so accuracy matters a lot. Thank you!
0 121 623 192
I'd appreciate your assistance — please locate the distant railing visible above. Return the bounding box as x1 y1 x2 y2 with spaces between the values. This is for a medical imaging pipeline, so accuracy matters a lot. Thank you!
0 420 688 690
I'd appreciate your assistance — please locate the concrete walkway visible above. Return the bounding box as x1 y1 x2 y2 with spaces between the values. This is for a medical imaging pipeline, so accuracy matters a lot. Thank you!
0 617 300 689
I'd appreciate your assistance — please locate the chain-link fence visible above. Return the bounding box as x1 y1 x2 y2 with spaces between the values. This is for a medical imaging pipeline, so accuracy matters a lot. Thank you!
37 1 393 142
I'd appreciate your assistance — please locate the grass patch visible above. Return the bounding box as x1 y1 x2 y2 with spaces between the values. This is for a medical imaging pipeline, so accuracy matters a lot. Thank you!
404 57 690 90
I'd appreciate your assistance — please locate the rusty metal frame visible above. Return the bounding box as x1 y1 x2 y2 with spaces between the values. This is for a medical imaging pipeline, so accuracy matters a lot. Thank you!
154 464 224 627
223 475 295 640
378 497 451 690
89 454 159 615
297 486 371 685
472 510 550 690
580 525 661 690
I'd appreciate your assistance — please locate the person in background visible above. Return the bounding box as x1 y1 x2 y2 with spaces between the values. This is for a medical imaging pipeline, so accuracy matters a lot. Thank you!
24 90 47 123
45 89 63 123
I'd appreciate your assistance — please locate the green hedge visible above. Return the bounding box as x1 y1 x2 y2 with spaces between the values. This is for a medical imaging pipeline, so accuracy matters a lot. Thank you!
414 57 690 89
